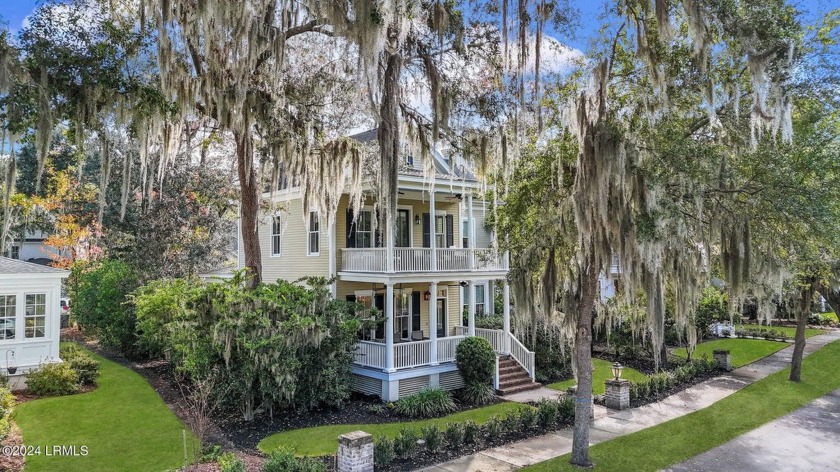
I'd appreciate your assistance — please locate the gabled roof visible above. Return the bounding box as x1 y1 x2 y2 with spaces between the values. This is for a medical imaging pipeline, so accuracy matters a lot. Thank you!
348 128 478 181
0 257 69 276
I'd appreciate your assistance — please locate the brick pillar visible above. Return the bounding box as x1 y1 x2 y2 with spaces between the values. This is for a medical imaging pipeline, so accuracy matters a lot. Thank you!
714 349 732 371
338 431 374 472
605 379 630 410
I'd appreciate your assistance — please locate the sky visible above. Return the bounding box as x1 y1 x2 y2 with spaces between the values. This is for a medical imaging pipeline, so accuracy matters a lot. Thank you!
0 0 836 66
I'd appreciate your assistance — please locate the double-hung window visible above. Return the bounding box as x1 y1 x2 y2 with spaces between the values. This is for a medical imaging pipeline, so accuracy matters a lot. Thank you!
308 211 320 255
0 295 15 340
475 284 486 316
271 216 282 256
434 215 446 248
25 294 46 338
356 211 373 248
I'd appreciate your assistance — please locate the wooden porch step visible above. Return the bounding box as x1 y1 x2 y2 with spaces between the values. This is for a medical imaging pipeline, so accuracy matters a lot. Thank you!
499 376 535 390
495 353 538 395
499 365 523 375
497 381 542 396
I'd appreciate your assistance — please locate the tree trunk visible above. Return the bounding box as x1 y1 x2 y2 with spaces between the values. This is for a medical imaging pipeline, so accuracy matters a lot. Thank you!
378 28 402 237
235 128 262 289
789 280 815 382
659 342 668 371
570 256 599 468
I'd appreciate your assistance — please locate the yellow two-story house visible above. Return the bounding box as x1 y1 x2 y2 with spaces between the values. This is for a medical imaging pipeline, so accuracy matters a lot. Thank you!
238 130 538 401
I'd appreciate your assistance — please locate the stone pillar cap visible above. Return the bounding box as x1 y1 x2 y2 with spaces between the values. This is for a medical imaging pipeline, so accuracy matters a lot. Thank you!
605 378 631 385
338 430 373 447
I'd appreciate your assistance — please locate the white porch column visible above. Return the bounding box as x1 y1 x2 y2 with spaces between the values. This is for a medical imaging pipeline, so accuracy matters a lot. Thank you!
328 214 337 298
429 281 438 365
386 214 395 273
468 281 476 336
467 193 475 246
429 188 437 270
503 279 511 354
385 283 395 372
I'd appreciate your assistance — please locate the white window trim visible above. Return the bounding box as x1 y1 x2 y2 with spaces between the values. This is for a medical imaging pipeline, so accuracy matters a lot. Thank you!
24 292 47 339
354 208 375 249
271 215 282 257
307 211 320 256
461 217 476 248
0 294 16 342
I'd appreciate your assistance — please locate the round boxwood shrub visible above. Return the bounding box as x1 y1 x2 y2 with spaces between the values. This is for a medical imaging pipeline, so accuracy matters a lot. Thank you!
27 362 80 397
456 336 496 404
455 336 496 386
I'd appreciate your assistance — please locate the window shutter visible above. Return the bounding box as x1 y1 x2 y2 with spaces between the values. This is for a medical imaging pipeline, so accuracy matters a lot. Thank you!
445 215 454 248
345 208 356 248
412 292 421 334
422 213 430 247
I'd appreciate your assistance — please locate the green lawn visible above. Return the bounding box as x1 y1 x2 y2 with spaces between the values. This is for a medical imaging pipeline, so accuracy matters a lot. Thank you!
740 324 825 338
547 358 647 395
258 401 530 456
15 344 197 472
524 338 840 472
673 338 788 368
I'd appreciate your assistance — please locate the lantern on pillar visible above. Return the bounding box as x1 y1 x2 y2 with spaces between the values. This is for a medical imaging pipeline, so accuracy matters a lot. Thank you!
611 362 624 381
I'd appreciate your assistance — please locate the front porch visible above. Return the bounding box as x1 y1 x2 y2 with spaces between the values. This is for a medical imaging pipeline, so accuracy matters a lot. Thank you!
351 324 536 401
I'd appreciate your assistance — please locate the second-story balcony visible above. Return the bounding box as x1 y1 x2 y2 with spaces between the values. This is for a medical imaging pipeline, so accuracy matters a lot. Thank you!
341 247 508 273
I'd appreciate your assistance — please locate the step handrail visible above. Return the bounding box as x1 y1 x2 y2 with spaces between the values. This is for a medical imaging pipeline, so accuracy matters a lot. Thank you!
506 332 536 381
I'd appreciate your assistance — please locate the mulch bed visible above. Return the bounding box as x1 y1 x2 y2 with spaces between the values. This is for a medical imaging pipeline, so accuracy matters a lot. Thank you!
215 395 504 451
0 424 25 472
13 384 96 403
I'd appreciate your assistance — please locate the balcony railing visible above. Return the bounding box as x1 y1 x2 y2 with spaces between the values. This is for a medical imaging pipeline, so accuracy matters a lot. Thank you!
341 247 508 273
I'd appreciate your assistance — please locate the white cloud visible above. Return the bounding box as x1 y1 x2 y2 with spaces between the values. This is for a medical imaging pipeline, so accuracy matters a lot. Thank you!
519 33 586 75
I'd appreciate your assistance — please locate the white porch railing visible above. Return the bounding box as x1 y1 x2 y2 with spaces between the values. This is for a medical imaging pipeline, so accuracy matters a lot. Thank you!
508 332 535 381
393 248 431 272
393 339 432 369
354 341 387 369
352 331 534 380
341 248 508 273
437 335 466 363
454 326 505 353
342 248 387 272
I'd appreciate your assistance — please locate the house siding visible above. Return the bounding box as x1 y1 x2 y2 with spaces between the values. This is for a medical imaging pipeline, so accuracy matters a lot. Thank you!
258 192 331 283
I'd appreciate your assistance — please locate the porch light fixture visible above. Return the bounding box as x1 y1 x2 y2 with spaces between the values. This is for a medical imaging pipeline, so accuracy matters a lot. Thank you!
5 350 16 375
415 214 421 225
611 362 623 381
423 291 431 301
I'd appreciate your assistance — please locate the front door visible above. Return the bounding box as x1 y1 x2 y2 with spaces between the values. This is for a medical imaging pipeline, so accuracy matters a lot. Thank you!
395 291 411 340
436 298 447 338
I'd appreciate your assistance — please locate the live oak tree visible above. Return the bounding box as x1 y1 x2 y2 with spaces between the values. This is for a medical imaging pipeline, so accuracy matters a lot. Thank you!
493 0 803 466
